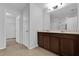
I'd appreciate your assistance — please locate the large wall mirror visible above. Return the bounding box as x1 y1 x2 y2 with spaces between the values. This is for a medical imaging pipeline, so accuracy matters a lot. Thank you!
50 3 78 32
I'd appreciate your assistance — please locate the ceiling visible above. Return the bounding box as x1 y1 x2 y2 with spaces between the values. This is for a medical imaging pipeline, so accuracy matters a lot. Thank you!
0 3 26 12
34 3 46 9
0 3 77 18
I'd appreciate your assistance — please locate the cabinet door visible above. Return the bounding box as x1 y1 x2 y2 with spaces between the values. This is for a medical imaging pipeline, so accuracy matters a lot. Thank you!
38 32 44 48
50 36 59 54
60 39 74 56
43 33 50 50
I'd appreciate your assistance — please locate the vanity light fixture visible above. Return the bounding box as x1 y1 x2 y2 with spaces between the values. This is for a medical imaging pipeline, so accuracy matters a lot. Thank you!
46 2 66 12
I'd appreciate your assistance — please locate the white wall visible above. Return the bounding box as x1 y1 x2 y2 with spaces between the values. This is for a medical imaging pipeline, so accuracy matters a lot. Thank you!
16 15 20 43
77 4 79 32
16 12 23 44
0 8 6 49
21 4 50 49
23 4 30 48
16 4 30 48
16 3 50 49
43 9 50 31
18 13 23 44
29 4 43 49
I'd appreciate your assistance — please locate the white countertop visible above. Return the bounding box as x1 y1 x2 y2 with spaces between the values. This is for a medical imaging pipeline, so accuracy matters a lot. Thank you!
37 30 79 34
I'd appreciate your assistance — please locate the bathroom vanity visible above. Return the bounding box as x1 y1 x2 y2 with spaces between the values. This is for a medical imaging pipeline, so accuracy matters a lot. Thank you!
38 31 79 56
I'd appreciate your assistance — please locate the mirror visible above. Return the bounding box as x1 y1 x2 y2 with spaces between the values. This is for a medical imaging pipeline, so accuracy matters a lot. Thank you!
50 3 78 32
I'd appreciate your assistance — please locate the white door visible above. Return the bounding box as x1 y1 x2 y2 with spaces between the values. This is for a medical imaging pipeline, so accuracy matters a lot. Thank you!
23 14 29 48
6 16 16 39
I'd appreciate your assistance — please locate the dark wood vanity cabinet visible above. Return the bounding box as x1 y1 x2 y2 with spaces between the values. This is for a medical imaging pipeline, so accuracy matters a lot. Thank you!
38 32 50 49
50 35 59 54
38 32 44 48
38 32 79 56
38 32 59 54
60 38 74 56
43 33 50 50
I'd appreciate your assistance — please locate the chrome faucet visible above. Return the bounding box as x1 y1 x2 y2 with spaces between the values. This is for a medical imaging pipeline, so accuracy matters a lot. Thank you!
65 24 67 31
61 24 67 32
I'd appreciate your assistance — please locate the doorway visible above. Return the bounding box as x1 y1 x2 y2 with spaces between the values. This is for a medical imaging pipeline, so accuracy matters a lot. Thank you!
5 11 23 50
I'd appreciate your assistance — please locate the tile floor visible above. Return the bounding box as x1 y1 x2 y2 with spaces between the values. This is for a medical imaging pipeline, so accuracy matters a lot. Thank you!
0 39 58 56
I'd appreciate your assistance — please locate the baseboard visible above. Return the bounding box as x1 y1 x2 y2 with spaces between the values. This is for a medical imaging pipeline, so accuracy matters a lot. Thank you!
0 47 6 50
28 44 38 49
7 38 16 39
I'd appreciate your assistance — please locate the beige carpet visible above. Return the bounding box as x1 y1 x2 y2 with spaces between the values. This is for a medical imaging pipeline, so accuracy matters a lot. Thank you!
0 39 58 56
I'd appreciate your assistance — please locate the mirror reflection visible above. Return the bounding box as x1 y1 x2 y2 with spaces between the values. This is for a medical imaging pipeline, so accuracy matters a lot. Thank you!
50 3 78 32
